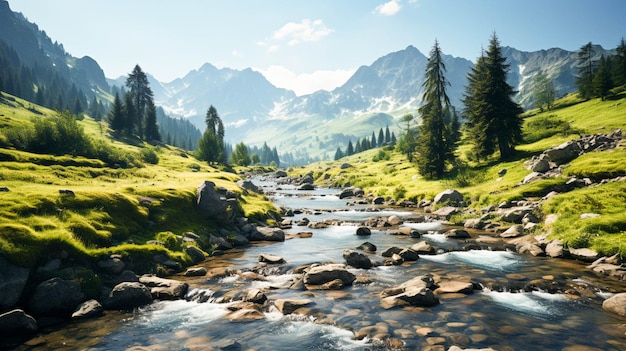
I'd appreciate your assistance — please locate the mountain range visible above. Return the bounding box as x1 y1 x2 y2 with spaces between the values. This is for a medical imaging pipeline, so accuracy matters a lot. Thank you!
1 0 616 163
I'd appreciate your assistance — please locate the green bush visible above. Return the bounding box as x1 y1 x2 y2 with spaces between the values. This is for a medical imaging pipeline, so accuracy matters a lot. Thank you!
140 147 160 164
155 231 181 251
523 114 579 143
372 149 391 162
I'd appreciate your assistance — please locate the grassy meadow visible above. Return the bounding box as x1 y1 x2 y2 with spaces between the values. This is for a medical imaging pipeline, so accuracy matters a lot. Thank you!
0 92 277 271
289 92 626 257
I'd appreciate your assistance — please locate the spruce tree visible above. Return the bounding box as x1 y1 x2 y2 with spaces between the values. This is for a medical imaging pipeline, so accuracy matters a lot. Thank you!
143 99 161 141
615 37 626 87
108 92 125 133
576 42 596 100
463 33 524 160
196 105 225 164
593 55 613 100
334 147 343 160
126 64 155 138
346 140 354 156
378 128 385 147
415 40 455 179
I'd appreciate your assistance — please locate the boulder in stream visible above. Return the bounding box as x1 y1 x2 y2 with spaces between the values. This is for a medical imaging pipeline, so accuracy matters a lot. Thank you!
103 282 153 310
343 250 373 269
0 309 37 335
602 293 626 317
303 264 356 290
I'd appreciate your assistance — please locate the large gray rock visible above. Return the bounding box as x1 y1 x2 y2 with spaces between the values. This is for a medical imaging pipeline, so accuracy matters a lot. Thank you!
380 286 439 309
259 253 286 264
27 277 86 315
104 282 153 310
184 245 206 264
98 256 125 275
209 234 234 250
303 264 356 288
545 240 564 258
274 299 312 314
251 227 285 242
433 206 458 220
196 181 228 217
71 299 104 320
602 293 626 317
343 250 373 269
545 140 581 165
500 207 534 224
237 180 262 194
139 275 189 300
433 189 464 205
0 256 29 311
410 241 435 254
0 309 37 335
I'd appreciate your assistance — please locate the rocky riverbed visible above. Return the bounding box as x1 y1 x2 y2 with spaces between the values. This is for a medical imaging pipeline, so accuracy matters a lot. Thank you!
2 169 626 350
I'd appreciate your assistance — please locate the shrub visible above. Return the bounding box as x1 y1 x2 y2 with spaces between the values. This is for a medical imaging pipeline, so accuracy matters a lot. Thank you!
155 231 181 251
523 114 580 143
140 147 160 164
372 149 391 162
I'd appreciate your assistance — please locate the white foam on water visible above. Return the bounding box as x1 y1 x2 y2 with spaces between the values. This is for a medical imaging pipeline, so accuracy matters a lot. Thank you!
138 300 230 328
420 250 520 271
276 320 368 350
483 290 567 317
421 232 448 242
596 291 615 299
531 290 570 302
218 275 239 284
402 222 443 232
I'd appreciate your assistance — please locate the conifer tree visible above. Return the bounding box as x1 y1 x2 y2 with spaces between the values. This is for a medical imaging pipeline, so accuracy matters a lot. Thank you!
385 126 391 144
415 40 455 179
532 70 556 112
108 92 125 133
196 105 225 164
334 147 343 160
122 92 136 136
143 98 161 141
346 140 354 156
463 33 524 160
126 64 155 138
371 131 377 148
593 55 613 100
378 128 385 147
615 37 626 86
576 42 596 100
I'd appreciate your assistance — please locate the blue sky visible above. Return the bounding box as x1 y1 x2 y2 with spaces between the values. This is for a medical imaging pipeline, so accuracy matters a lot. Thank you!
8 0 626 95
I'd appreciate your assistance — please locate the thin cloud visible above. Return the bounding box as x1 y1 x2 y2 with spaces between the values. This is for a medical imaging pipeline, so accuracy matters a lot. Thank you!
272 19 334 45
375 0 402 16
257 65 355 96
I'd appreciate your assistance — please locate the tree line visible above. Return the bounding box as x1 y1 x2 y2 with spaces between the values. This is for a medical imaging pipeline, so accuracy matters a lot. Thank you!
334 126 396 160
107 65 161 142
0 40 90 116
576 39 626 101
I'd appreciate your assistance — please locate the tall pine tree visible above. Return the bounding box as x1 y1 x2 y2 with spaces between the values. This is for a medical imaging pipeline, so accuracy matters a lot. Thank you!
126 64 159 140
463 33 523 161
576 42 596 100
415 40 455 179
196 105 225 164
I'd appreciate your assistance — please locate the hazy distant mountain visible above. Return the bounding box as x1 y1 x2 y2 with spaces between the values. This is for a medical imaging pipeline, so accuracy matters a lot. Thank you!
147 43 613 162
3 0 618 164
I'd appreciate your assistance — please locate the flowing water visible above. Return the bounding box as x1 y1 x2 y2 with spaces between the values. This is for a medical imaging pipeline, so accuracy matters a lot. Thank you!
10 179 626 351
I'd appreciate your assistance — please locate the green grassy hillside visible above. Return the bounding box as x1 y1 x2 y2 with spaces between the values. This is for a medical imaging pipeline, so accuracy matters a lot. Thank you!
0 92 277 272
290 92 626 257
